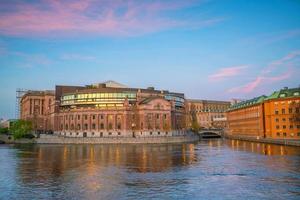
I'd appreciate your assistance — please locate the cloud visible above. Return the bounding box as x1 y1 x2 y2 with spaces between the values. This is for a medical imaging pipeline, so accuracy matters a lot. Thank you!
228 51 299 93
208 65 248 81
60 53 96 61
0 0 221 37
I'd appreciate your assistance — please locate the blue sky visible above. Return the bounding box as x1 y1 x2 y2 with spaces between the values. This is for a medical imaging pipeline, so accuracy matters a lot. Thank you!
0 0 300 119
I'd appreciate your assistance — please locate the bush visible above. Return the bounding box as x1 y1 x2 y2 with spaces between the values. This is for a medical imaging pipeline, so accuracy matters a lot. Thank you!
0 127 9 134
10 120 33 139
22 134 35 139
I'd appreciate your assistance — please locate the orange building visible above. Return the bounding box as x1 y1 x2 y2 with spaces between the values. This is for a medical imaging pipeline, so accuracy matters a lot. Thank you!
264 88 300 139
227 87 300 140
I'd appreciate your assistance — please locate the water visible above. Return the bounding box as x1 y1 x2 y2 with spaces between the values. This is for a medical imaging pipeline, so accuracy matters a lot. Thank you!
0 139 299 200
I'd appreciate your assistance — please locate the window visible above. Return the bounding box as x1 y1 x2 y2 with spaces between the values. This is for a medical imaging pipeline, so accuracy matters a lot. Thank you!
76 132 79 136
283 125 286 129
92 115 96 120
282 109 285 114
150 132 152 135
100 115 104 119
275 110 279 115
92 132 95 136
117 123 121 130
84 124 88 130
77 124 81 130
164 114 167 119
298 132 300 137
108 132 112 135
92 123 96 129
84 115 88 120
282 118 286 122
275 118 279 122
290 125 293 129
108 123 113 130
118 132 121 136
283 132 287 137
296 108 300 113
277 132 280 136
289 108 293 113
71 124 74 130
297 125 300 129
77 115 80 120
156 114 159 119
158 131 160 135
276 125 279 129
100 123 104 129
100 132 103 137
166 132 168 135
65 124 68 130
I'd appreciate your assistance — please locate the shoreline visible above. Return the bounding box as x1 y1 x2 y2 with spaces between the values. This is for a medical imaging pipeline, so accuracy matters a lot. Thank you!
225 134 300 147
0 134 200 144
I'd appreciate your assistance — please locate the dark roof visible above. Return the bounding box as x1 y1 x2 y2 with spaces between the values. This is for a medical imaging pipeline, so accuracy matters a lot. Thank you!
228 95 266 111
139 96 168 105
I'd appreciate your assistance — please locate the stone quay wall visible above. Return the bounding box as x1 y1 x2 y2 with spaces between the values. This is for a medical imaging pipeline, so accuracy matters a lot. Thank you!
225 134 300 147
36 132 199 144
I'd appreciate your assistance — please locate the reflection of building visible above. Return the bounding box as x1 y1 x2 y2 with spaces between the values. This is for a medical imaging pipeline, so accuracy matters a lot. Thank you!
227 87 300 140
186 99 231 129
20 81 186 137
20 90 55 132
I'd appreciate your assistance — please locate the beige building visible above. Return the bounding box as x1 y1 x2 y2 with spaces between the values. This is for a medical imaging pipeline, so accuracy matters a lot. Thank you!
186 99 231 129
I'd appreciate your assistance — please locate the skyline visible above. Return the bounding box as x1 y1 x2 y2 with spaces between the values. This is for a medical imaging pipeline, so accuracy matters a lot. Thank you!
1 0 300 118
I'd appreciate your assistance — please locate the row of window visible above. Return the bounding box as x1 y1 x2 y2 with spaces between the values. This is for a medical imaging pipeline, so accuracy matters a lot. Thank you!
275 108 300 114
276 132 300 137
62 113 168 121
62 93 137 101
275 125 300 129
275 118 299 122
61 131 169 137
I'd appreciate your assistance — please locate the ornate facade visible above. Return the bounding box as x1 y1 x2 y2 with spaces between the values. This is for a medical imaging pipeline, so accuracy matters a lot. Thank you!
20 81 186 137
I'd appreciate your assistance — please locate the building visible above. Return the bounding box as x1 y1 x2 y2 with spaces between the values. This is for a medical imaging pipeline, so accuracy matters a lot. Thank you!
227 87 300 140
20 90 55 132
20 81 186 137
186 99 231 129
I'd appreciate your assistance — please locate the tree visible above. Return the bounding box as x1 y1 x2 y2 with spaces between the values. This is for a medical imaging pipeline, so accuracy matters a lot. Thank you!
0 127 9 134
10 120 33 139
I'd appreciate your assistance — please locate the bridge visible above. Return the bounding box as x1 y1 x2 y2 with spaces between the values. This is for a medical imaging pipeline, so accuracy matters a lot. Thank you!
198 129 223 139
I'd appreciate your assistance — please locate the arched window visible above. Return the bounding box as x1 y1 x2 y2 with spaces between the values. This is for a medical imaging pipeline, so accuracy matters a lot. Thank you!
108 123 113 130
117 123 121 130
77 124 81 130
92 123 96 129
65 124 68 130
84 124 88 130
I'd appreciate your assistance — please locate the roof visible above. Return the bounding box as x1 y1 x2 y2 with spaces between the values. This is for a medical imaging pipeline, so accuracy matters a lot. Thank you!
227 87 300 112
186 99 231 104
265 87 300 100
228 95 266 111
139 96 168 105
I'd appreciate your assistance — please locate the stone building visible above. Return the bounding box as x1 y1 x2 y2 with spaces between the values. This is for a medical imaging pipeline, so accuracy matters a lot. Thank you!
227 87 300 140
20 90 55 132
186 99 231 129
20 81 186 137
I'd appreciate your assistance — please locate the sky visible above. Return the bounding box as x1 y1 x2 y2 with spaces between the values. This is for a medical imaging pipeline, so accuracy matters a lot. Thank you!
0 0 300 119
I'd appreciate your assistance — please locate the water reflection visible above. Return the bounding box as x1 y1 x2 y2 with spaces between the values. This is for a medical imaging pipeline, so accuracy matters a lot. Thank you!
1 140 300 199
224 139 300 156
15 144 198 184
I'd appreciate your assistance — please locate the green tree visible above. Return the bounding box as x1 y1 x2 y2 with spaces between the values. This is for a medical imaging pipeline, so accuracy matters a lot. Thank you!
10 120 32 139
0 127 9 134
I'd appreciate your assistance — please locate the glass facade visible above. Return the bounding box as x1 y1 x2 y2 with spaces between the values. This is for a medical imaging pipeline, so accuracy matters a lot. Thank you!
165 94 185 107
61 92 137 106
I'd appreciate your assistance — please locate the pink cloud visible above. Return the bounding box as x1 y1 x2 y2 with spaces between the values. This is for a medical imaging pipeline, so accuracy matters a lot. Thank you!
208 65 248 81
228 51 298 94
0 0 220 37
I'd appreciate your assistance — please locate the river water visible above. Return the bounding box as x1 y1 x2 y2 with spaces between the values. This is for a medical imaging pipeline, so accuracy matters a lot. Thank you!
0 139 299 200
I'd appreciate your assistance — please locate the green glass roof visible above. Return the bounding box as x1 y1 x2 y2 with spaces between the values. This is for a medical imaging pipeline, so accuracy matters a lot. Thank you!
227 87 300 111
